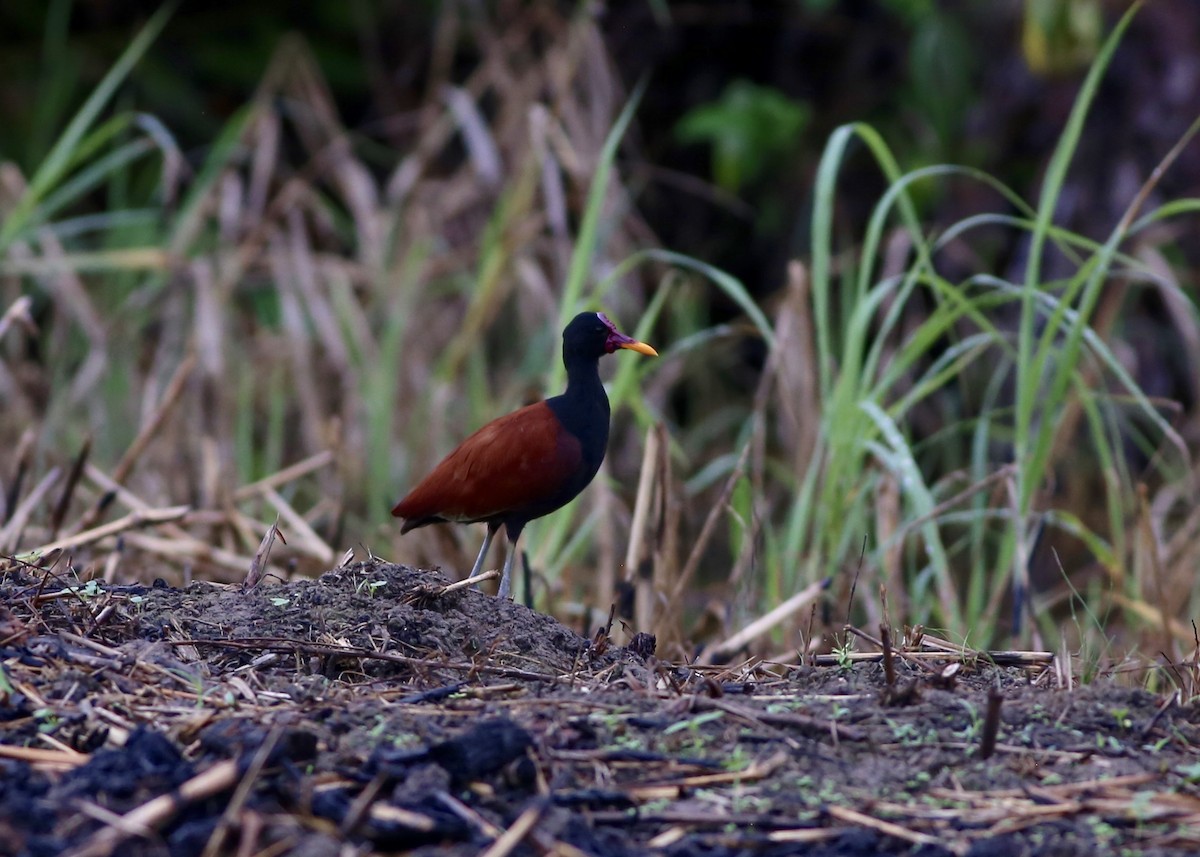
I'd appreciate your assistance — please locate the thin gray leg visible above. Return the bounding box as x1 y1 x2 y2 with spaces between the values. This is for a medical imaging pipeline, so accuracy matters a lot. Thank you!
497 529 522 599
467 524 498 583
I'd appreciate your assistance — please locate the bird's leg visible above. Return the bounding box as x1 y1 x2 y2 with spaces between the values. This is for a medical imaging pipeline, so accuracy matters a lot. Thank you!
468 523 499 584
498 525 524 600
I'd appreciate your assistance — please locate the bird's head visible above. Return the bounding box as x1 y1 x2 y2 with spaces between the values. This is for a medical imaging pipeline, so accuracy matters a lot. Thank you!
563 311 658 360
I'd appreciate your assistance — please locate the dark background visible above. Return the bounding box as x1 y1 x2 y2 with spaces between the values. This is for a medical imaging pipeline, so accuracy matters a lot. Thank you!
3 0 1197 307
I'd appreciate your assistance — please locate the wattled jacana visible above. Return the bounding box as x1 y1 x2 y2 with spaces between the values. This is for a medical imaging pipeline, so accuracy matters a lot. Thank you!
392 312 657 598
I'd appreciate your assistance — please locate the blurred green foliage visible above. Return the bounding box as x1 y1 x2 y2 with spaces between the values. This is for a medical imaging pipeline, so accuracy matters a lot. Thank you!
906 12 976 152
674 80 810 195
1023 0 1104 75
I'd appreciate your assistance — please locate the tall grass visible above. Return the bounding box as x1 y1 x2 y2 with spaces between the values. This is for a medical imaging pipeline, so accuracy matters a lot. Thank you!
780 0 1200 655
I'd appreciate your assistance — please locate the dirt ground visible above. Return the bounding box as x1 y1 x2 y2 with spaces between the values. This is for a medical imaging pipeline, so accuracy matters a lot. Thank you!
2 561 1199 857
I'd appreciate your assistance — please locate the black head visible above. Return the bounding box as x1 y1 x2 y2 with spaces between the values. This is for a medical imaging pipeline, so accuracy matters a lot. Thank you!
561 312 657 363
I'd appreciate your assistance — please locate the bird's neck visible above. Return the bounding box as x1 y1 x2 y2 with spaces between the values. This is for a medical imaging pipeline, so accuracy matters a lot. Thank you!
551 356 611 458
561 356 609 415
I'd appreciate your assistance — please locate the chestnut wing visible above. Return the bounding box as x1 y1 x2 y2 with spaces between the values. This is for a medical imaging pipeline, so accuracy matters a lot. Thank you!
392 402 582 528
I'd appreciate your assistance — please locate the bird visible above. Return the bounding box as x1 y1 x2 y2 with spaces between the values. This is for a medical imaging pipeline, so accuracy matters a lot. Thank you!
392 311 657 599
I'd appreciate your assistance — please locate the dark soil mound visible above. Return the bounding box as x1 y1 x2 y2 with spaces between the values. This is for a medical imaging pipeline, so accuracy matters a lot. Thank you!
2 560 1198 856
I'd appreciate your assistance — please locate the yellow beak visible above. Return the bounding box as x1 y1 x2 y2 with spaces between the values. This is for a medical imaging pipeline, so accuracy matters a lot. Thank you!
618 340 658 357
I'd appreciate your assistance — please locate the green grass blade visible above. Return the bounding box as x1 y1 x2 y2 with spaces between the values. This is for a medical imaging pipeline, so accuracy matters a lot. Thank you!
551 76 648 392
0 1 177 253
1014 1 1143 514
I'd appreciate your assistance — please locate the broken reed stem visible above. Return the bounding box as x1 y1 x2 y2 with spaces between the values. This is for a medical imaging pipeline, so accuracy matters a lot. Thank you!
200 726 284 857
845 534 867 625
980 682 1004 760
824 805 943 851
243 519 283 588
624 424 658 580
625 425 659 637
64 760 240 857
339 772 390 836
803 602 818 667
849 625 1057 667
261 485 334 563
626 751 789 797
811 649 1054 669
443 789 592 857
232 449 335 501
0 744 89 767
478 798 549 857
1139 690 1179 739
0 467 61 553
894 464 1017 542
651 421 681 641
439 569 500 594
670 440 751 608
80 460 334 577
701 576 829 664
79 463 248 571
74 354 196 534
18 505 190 562
3 428 37 525
119 531 259 577
49 435 91 538
881 622 896 687
225 507 265 559
808 651 984 666
0 294 35 342
43 369 333 578
691 696 866 742
768 828 847 845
